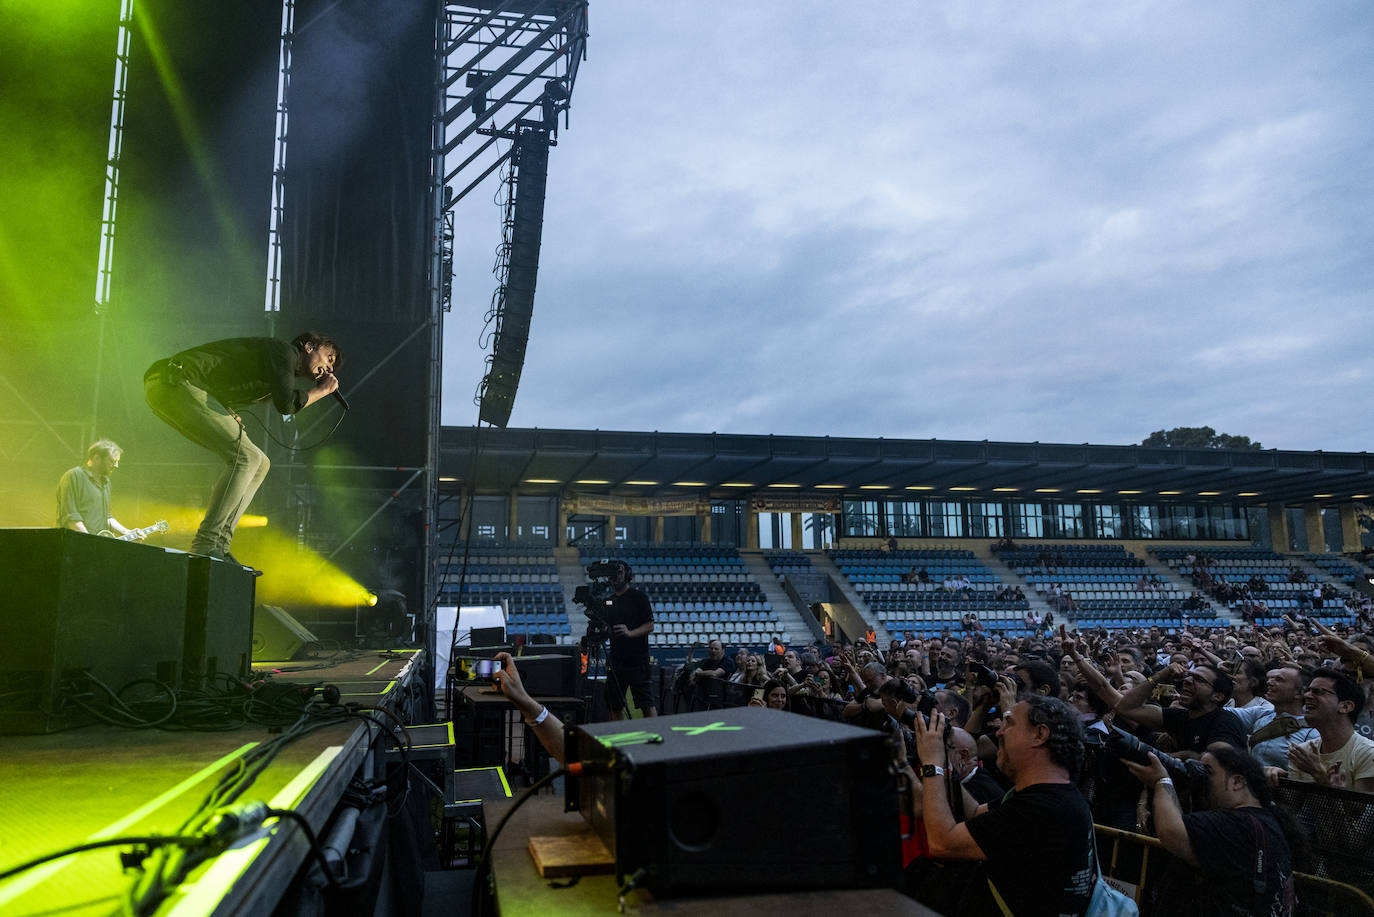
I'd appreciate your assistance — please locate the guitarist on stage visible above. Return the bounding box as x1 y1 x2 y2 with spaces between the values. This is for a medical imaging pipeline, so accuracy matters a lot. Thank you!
56 439 131 537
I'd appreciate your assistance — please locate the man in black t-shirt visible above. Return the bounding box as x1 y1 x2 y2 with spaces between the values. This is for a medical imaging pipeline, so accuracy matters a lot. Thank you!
916 692 1095 917
1116 661 1247 752
601 561 656 719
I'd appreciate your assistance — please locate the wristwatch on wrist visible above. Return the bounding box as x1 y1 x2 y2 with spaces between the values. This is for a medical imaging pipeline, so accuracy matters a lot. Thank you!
920 764 946 778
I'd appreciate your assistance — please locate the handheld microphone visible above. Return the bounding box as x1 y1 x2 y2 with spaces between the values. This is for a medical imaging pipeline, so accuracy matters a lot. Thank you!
331 389 350 410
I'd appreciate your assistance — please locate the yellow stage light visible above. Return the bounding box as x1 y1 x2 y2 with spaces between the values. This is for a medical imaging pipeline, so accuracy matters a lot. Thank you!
232 527 376 608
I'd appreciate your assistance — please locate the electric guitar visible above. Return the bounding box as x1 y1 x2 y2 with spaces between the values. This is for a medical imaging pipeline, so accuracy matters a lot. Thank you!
99 520 169 542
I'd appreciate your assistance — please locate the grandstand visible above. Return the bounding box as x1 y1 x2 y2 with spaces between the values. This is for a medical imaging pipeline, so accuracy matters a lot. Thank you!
437 545 570 638
437 426 1374 651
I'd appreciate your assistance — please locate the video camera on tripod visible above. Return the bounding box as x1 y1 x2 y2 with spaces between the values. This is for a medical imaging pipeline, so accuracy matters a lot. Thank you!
573 559 626 642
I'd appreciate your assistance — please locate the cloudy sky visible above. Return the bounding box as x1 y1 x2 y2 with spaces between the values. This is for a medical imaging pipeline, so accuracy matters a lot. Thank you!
440 1 1373 452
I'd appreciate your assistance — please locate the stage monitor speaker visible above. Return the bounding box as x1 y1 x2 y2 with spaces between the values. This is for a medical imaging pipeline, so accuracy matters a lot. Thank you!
471 626 505 647
252 605 318 662
511 653 576 697
0 529 189 734
565 706 900 895
185 555 255 683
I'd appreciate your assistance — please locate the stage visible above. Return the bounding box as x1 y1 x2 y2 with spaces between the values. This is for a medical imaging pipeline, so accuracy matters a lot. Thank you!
0 649 430 916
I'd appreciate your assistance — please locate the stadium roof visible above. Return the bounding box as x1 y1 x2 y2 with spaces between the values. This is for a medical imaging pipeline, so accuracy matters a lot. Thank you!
440 426 1374 505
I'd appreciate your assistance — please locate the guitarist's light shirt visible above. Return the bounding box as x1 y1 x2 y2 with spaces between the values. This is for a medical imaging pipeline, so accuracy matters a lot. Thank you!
56 464 112 533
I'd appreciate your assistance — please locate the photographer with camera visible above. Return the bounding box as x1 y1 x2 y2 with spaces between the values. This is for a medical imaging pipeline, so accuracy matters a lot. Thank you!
593 560 657 720
914 690 1097 917
1122 744 1297 916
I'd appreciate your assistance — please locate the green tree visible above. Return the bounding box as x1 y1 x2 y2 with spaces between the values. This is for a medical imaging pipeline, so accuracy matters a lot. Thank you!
1140 426 1262 450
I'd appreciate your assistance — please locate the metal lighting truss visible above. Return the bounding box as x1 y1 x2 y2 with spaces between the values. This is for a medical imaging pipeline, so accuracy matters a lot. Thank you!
263 0 294 314
94 0 135 316
438 0 588 208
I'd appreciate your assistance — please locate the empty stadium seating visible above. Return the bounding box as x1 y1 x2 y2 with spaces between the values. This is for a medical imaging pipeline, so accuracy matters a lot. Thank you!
831 548 1030 636
999 543 1196 629
438 544 570 639
582 544 783 647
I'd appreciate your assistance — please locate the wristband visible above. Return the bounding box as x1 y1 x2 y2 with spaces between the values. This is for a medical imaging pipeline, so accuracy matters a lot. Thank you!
1155 777 1173 788
526 705 549 726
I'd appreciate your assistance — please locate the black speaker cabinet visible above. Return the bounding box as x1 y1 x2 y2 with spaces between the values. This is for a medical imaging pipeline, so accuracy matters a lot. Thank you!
0 528 189 734
251 605 319 661
565 706 900 894
471 626 505 647
511 653 576 696
184 555 255 683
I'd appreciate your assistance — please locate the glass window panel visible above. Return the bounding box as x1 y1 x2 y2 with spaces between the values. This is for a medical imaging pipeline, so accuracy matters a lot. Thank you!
1012 503 1043 538
968 502 1004 538
802 512 836 549
1132 505 1158 539
1053 503 1084 539
885 500 925 537
843 500 881 537
1095 504 1122 539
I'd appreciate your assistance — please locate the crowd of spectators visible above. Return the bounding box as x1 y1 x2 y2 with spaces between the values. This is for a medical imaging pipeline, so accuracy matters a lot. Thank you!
670 614 1374 913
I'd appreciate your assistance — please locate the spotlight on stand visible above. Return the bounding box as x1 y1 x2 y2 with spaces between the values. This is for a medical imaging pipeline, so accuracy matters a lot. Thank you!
355 589 409 644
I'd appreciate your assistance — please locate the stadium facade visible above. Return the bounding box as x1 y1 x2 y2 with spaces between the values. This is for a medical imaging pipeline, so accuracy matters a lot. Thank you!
439 426 1374 553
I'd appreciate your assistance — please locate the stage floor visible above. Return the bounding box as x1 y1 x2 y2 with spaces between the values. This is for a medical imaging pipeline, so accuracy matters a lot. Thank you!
0 649 424 916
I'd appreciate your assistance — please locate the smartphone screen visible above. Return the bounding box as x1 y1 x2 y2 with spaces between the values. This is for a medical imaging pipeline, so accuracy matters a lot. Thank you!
469 658 503 680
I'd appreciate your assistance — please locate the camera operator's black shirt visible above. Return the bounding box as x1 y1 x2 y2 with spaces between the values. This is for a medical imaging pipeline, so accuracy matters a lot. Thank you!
1162 705 1247 752
1154 806 1293 917
963 783 1094 917
606 587 653 668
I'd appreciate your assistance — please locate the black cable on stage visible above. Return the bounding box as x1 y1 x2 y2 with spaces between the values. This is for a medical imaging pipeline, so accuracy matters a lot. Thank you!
0 835 204 882
469 766 566 917
265 807 340 889
348 704 415 814
124 701 357 915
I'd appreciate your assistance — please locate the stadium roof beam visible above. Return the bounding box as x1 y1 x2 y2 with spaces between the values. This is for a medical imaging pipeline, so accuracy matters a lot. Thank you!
440 427 1374 505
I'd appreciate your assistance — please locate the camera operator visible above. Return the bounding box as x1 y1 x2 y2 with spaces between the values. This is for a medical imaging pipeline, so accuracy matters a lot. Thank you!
1123 744 1297 916
602 561 657 719
1115 660 1247 753
914 685 1096 917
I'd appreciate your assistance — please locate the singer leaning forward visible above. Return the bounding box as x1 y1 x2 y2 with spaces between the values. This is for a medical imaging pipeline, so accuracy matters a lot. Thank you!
143 332 344 566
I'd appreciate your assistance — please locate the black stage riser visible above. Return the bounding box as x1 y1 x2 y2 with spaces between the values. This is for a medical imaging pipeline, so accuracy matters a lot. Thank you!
0 529 254 734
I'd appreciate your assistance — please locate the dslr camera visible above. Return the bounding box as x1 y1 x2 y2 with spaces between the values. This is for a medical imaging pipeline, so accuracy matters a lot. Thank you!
1102 725 1209 810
